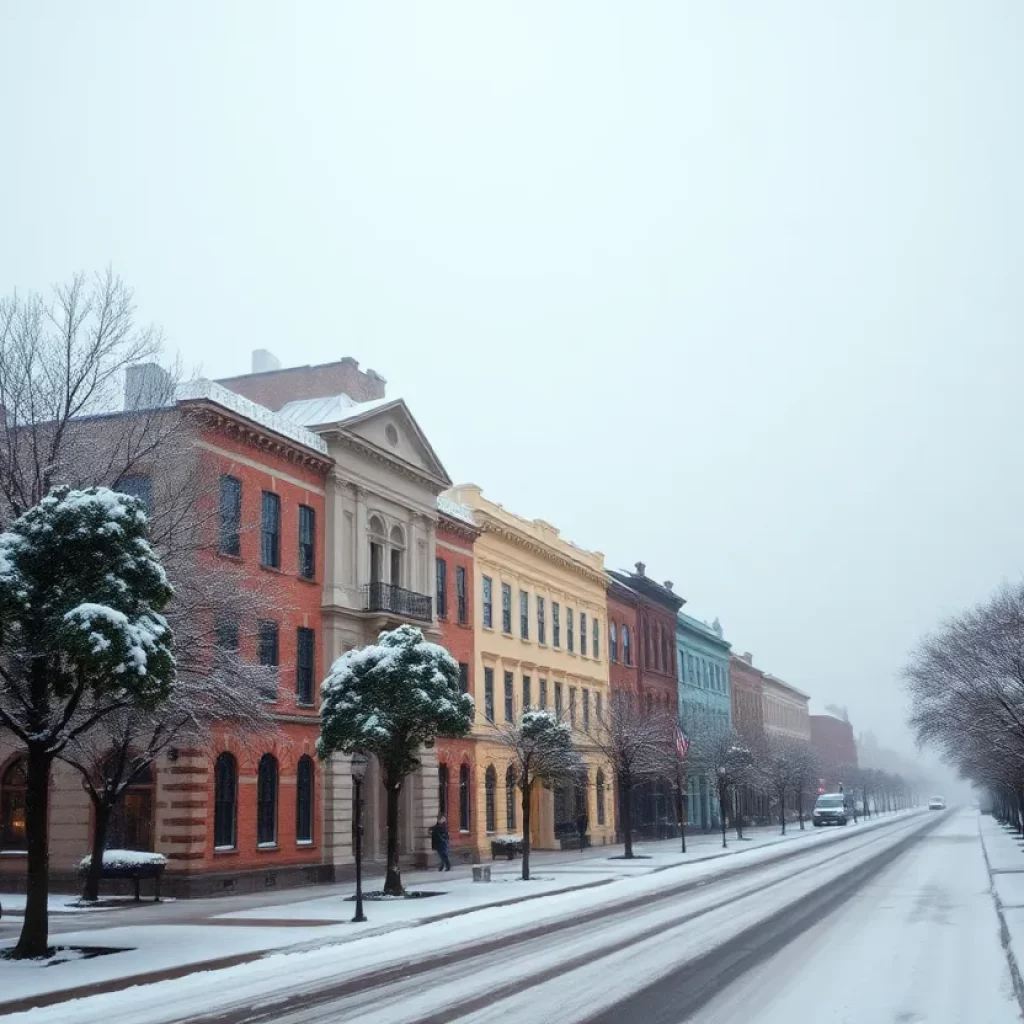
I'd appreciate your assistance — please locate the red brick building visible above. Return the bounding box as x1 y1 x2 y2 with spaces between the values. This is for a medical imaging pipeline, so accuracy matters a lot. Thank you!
605 563 683 839
217 354 386 411
0 381 333 896
729 652 766 750
810 713 857 785
433 497 480 862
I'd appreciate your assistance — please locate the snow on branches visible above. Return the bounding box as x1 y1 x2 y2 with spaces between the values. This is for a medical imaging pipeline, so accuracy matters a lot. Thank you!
318 624 474 772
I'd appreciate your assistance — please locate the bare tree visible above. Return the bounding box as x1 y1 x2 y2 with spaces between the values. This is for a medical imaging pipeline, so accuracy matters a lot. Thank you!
60 657 280 902
686 718 754 848
590 692 675 858
789 741 819 830
760 734 798 834
492 708 581 880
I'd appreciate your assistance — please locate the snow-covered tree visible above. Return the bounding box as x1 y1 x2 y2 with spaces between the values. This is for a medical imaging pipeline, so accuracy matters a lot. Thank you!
61 658 277 903
492 708 580 880
591 692 675 858
0 487 175 956
318 624 474 895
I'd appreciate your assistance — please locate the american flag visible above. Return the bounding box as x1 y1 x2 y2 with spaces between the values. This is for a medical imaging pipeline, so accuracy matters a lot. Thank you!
675 726 690 760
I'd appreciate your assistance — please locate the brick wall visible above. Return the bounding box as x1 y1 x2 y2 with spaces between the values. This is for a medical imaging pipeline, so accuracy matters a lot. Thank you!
729 654 766 748
606 587 639 695
435 515 478 856
810 714 857 769
217 357 386 411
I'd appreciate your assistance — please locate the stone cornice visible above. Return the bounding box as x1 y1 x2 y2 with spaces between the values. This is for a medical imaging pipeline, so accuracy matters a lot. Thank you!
190 406 333 475
438 512 480 543
323 430 449 493
475 511 607 588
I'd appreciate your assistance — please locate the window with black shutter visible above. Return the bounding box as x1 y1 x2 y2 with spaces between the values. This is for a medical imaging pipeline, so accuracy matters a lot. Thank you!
298 505 315 579
257 754 278 845
219 476 241 556
213 753 237 849
436 557 448 619
456 566 467 623
258 621 279 700
261 491 281 568
296 756 314 843
296 627 315 705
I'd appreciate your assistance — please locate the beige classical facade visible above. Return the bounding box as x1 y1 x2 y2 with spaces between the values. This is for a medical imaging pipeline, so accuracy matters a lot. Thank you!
445 485 615 855
761 674 811 742
280 394 452 872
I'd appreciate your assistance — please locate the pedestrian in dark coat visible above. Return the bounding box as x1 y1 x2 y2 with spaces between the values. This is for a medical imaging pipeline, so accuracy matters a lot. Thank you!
430 814 451 871
576 809 589 852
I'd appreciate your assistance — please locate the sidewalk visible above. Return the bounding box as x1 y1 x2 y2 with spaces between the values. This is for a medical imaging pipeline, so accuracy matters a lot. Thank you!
978 812 1024 993
0 813 915 1012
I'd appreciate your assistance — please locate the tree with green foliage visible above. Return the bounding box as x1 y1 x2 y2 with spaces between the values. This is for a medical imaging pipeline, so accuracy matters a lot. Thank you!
318 624 474 896
0 487 175 957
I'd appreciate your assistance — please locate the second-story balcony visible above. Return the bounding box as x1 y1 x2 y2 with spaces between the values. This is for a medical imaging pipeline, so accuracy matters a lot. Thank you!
363 582 433 623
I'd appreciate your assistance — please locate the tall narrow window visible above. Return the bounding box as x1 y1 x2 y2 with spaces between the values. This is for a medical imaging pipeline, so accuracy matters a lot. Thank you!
593 617 600 660
215 617 239 653
484 667 495 721
459 763 471 831
456 566 467 624
261 491 281 568
520 590 529 638
610 622 618 662
504 671 514 722
458 662 469 694
580 612 587 656
569 687 577 728
501 583 512 633
213 753 237 850
596 770 606 826
436 557 448 619
257 754 278 846
539 678 548 709
552 602 561 647
596 692 603 724
583 688 590 732
296 756 314 843
298 505 315 579
369 516 386 585
118 474 152 516
258 621 280 700
438 764 449 817
622 625 632 666
219 475 241 556
107 763 154 851
506 765 517 830
485 766 497 833
537 597 546 645
482 575 493 628
296 627 315 705
522 675 531 709
0 757 27 851
389 526 404 586
567 608 575 652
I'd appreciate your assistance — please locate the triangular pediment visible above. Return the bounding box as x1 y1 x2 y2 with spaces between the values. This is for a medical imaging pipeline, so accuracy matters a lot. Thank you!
331 399 451 488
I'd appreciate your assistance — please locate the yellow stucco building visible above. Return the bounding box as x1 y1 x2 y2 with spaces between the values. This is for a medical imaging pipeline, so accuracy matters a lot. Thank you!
445 485 615 855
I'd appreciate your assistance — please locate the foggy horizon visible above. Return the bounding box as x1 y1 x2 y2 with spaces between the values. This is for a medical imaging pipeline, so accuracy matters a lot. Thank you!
5 2 1023 769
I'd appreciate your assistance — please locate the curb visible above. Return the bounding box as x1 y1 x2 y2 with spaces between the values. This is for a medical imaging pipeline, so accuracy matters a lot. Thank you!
978 817 1024 1019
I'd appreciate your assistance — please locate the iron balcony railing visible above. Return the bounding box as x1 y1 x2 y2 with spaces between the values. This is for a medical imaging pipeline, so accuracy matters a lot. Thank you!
363 582 433 622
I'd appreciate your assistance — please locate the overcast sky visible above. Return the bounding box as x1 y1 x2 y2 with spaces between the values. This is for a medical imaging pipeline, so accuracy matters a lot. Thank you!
3 2 1023 757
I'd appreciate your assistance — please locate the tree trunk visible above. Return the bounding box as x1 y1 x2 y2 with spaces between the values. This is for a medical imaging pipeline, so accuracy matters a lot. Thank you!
621 774 635 858
734 789 743 840
677 782 687 853
82 797 111 903
719 785 728 848
797 790 805 830
521 774 532 881
778 785 786 835
383 773 404 896
14 745 52 958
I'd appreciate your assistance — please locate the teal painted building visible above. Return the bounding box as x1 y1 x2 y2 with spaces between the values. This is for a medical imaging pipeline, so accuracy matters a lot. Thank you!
676 612 732 829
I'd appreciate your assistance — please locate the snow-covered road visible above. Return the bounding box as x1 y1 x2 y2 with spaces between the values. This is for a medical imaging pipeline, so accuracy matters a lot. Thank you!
681 810 1020 1024
15 811 1012 1024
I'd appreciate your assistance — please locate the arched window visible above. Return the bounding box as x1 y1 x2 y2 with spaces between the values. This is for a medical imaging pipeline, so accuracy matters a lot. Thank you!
485 765 497 833
596 770 606 826
369 515 386 585
257 754 278 846
438 763 449 818
108 760 154 851
213 753 237 850
0 757 27 851
389 525 405 586
296 756 314 844
609 622 618 662
622 625 631 666
505 765 517 831
459 763 471 831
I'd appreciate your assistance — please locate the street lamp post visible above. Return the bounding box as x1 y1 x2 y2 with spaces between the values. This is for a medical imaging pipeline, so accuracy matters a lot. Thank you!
350 751 369 924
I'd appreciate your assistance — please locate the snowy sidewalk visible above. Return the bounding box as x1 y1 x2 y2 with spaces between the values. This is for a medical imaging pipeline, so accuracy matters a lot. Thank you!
978 812 1024 982
0 811 919 1012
